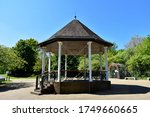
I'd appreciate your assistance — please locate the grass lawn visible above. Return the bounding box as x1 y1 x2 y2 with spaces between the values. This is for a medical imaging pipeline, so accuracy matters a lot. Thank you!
137 77 149 80
0 74 36 85
0 74 36 80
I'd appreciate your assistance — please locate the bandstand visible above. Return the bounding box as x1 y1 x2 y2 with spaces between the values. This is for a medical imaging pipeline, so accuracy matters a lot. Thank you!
34 18 113 94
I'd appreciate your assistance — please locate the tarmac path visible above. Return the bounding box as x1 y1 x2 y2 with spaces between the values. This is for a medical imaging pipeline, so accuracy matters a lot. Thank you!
0 78 150 100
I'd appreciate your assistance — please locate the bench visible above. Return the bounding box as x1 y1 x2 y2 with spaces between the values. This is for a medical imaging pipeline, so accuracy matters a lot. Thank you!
0 77 5 83
125 77 137 80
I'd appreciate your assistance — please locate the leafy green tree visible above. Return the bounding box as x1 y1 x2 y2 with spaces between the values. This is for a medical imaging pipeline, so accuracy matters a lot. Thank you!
13 38 38 76
78 56 88 70
33 54 42 75
78 54 105 71
78 43 117 71
127 36 150 76
0 45 24 74
0 45 10 73
108 49 126 64
61 55 79 71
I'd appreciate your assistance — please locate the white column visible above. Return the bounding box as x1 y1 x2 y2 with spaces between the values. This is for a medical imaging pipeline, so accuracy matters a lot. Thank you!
104 47 108 80
99 52 103 80
87 42 92 82
48 52 51 80
65 54 67 79
84 54 86 80
41 48 45 76
57 42 62 82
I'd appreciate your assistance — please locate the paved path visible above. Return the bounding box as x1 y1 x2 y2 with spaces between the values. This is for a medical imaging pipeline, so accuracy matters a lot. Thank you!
0 78 150 100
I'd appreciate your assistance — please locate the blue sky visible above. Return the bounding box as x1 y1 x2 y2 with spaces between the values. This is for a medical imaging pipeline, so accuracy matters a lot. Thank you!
0 0 150 49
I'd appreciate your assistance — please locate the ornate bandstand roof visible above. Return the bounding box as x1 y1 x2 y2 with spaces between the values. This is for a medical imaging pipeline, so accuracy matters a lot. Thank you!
39 19 113 55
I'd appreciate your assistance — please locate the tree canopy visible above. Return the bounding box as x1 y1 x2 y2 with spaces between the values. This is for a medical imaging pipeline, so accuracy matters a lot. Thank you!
0 35 149 78
109 35 150 77
126 36 150 76
12 38 38 76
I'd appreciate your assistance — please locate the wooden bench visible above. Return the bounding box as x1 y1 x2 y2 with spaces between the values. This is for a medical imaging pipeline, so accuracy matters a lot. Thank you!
125 77 137 80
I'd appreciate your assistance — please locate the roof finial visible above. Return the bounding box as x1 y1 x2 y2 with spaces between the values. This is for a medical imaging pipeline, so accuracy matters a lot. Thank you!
74 15 77 19
74 12 77 19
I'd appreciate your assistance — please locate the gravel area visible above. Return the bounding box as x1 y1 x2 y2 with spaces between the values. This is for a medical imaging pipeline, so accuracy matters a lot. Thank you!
0 78 150 100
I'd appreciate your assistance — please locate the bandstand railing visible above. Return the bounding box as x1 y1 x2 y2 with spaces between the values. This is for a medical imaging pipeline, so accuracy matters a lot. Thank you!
35 70 107 91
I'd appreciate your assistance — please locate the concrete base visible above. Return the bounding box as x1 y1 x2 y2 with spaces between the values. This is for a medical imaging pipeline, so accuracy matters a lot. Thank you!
53 80 111 94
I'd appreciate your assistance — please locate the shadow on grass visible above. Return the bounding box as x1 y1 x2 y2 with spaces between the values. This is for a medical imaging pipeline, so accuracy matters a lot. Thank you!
0 82 33 92
94 84 150 95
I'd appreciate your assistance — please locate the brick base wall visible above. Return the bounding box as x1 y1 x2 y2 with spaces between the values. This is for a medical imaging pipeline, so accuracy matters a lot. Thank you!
53 80 111 94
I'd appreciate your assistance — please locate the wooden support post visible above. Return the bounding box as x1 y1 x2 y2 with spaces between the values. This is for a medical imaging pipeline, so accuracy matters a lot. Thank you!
65 54 67 79
58 42 62 82
48 52 51 81
41 48 45 91
104 47 108 80
41 48 45 76
87 41 92 82
84 54 86 80
99 52 103 80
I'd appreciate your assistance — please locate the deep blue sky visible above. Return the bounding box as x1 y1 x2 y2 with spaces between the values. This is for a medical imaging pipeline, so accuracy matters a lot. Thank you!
0 0 150 49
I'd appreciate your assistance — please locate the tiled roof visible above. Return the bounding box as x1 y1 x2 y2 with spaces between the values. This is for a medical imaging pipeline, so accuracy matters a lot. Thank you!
39 19 113 47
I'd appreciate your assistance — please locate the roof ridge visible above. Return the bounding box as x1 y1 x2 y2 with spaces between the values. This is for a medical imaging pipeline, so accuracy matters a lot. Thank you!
75 20 105 40
49 20 74 39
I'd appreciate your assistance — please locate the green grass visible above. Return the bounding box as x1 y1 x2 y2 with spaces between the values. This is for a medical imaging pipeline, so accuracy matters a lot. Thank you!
138 77 149 80
0 74 36 80
2 80 12 84
0 74 36 85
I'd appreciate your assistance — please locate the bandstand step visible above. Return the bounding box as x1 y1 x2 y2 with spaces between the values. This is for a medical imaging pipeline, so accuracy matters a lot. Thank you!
31 83 55 95
31 89 42 95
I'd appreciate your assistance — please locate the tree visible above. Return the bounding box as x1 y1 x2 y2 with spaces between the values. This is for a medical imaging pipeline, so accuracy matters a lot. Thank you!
12 38 38 76
0 45 24 74
61 55 79 71
0 45 10 73
33 53 42 75
78 54 105 71
126 35 150 77
125 35 143 49
78 43 118 71
108 49 126 64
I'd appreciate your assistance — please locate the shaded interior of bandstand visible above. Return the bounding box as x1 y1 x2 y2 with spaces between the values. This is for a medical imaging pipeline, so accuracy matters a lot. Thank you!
35 41 111 94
